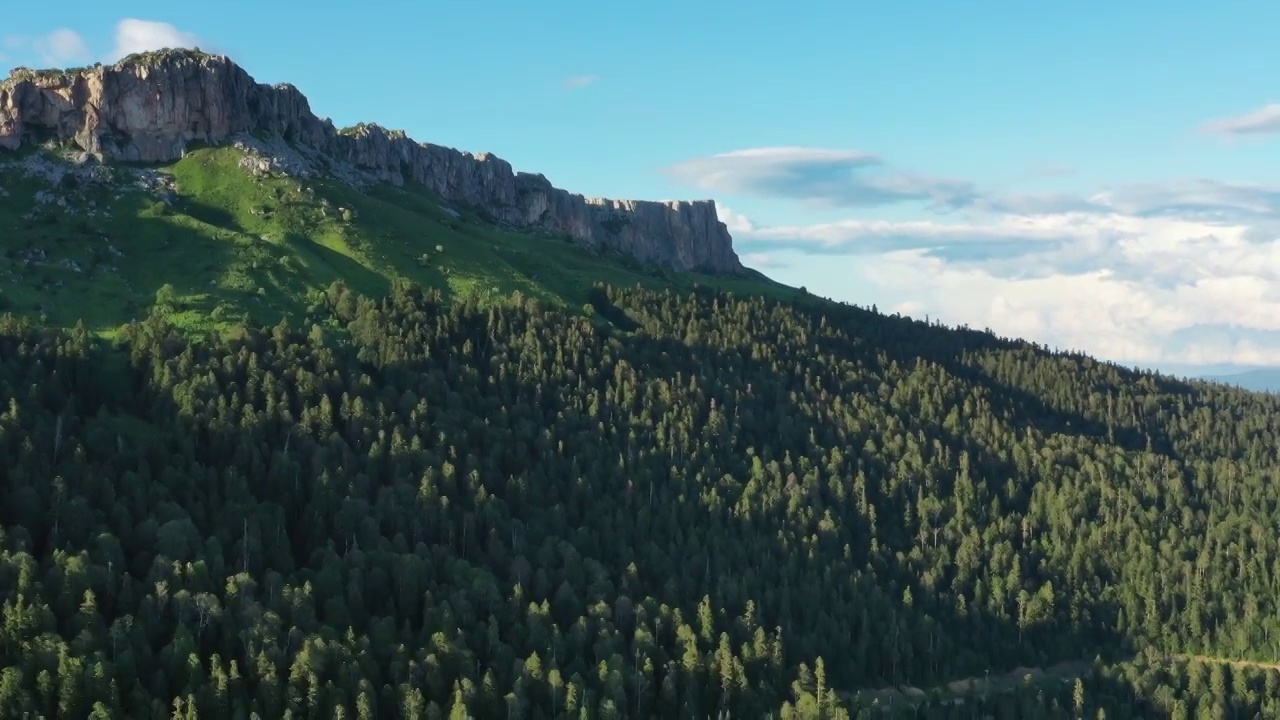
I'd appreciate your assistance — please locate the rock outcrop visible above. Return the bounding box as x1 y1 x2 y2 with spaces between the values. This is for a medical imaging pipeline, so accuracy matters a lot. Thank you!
0 50 742 273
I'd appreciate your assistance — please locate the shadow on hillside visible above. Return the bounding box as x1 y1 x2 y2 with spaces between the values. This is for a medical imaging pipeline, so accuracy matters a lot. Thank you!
618 287 1147 458
586 286 640 332
42 200 407 329
279 232 389 300
807 302 1212 459
106 212 239 321
862 661 1155 716
176 197 246 234
365 325 1131 695
598 317 1131 682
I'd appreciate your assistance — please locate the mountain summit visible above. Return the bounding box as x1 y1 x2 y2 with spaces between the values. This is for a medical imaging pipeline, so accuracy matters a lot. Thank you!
0 49 741 273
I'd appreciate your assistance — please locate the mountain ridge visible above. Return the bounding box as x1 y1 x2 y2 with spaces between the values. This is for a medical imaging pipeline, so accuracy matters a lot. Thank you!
0 48 742 274
1199 367 1280 393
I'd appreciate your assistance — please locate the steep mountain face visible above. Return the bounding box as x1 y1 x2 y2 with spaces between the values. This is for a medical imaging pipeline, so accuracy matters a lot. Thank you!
0 50 741 273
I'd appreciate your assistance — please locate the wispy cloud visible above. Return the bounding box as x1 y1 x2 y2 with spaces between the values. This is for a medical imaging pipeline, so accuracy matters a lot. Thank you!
562 74 599 90
109 19 204 62
1202 103 1280 137
669 147 981 211
683 146 1280 225
2 28 90 66
39 28 89 65
732 215 1075 257
2 19 205 68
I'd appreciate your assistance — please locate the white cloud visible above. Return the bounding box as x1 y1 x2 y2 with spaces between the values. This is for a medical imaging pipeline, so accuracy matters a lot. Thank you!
791 244 1269 367
739 252 788 269
854 243 1280 367
714 202 757 234
109 19 203 62
562 74 599 90
1202 103 1280 137
722 179 1280 368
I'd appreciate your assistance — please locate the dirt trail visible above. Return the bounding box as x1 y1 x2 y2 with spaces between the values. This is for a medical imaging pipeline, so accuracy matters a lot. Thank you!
842 659 1093 707
1170 654 1280 671
843 653 1280 708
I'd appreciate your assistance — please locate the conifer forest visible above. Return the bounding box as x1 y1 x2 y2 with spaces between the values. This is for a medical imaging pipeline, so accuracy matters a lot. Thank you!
3 282 1280 718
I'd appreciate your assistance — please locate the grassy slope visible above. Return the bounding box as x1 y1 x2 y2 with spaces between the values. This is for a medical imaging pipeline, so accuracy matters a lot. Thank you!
0 145 796 335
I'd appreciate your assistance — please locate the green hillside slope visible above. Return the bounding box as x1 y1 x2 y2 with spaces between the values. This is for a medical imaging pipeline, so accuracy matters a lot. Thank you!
0 144 784 335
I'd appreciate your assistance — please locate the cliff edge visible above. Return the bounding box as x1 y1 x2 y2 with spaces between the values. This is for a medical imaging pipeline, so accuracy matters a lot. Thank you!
0 50 742 273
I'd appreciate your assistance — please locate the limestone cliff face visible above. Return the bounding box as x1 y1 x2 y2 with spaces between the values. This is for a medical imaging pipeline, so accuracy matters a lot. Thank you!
0 50 742 273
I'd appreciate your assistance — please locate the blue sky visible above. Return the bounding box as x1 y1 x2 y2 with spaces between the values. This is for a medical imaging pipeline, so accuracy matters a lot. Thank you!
7 1 1280 376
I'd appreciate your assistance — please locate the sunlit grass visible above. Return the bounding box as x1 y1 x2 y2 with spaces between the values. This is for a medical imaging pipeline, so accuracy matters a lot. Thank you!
0 144 797 336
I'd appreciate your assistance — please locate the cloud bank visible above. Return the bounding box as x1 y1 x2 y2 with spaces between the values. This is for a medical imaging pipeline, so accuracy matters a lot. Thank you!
691 142 1280 370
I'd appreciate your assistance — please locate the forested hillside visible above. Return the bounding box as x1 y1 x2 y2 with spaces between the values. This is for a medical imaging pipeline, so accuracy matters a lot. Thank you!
2 281 1279 718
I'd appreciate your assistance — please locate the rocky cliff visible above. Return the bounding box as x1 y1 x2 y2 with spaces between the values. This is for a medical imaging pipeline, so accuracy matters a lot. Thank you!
0 50 742 273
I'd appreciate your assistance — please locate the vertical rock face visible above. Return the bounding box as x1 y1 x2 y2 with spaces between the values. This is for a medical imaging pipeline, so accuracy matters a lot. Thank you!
0 50 742 273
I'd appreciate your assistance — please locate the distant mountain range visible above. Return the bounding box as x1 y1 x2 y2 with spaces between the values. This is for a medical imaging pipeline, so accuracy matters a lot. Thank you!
1199 368 1280 393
